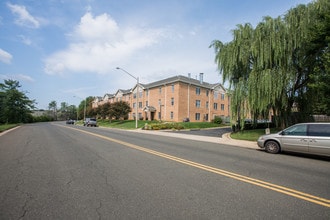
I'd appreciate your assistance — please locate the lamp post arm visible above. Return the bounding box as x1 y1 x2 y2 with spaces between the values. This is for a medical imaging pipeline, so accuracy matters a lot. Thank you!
116 67 139 129
116 67 138 81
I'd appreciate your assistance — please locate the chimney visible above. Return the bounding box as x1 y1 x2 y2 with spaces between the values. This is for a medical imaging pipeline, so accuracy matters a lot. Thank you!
199 73 204 84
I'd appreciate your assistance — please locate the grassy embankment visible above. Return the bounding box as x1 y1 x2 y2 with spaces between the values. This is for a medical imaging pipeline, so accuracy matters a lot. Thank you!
0 124 20 133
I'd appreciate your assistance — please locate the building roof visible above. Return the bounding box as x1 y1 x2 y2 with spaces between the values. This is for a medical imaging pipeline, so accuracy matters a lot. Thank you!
115 89 131 96
141 75 222 90
95 74 226 102
103 93 115 99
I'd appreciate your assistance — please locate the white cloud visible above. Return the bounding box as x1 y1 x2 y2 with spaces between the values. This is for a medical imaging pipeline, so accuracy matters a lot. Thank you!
16 74 35 82
0 74 34 82
7 3 40 28
18 35 32 45
44 12 165 75
0 48 13 64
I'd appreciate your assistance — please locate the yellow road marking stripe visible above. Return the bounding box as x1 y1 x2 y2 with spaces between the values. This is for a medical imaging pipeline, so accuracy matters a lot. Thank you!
58 124 330 208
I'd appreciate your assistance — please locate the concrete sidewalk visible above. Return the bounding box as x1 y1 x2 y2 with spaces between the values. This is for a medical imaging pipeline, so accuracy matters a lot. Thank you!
130 129 258 150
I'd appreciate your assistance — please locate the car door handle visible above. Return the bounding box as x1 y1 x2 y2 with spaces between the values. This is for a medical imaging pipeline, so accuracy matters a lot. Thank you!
300 139 308 142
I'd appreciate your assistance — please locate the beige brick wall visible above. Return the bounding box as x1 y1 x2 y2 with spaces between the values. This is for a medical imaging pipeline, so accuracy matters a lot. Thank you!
94 80 230 122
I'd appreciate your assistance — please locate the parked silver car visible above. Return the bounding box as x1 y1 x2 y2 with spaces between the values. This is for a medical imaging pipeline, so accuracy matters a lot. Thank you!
257 123 330 156
83 118 98 127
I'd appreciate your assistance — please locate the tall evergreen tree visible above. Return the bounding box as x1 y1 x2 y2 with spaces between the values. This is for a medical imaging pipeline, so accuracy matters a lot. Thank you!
0 79 35 123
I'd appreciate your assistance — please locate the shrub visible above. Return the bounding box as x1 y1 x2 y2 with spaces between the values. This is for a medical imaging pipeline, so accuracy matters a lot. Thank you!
148 122 184 130
212 116 222 124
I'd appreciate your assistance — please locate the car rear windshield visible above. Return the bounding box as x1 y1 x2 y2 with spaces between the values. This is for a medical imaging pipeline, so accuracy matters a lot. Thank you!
308 124 330 137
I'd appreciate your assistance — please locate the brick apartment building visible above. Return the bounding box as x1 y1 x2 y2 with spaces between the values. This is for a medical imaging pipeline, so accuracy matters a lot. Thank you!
92 73 230 122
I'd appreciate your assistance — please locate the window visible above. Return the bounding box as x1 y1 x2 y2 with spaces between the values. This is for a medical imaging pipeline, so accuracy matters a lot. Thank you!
139 102 142 108
221 93 225 100
133 103 136 108
195 113 200 121
196 87 201 95
196 100 201 108
221 104 224 111
282 124 307 136
171 84 175 92
171 97 174 106
214 103 218 110
146 101 148 106
146 89 149 96
214 92 218 99
158 99 161 106
206 101 209 109
159 87 162 94
309 124 330 137
206 90 209 96
170 111 174 119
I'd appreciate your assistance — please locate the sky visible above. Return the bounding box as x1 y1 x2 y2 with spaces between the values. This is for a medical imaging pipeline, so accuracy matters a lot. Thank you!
0 0 313 109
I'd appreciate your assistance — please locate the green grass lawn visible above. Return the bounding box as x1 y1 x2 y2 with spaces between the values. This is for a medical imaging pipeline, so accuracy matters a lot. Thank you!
97 119 225 130
230 128 281 141
0 124 20 133
97 120 147 129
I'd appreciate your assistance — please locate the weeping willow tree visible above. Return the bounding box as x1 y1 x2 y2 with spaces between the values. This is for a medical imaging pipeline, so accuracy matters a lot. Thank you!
211 0 329 129
211 24 254 126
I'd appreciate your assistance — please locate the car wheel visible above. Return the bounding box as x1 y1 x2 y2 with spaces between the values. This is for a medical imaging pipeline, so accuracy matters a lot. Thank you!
265 141 280 154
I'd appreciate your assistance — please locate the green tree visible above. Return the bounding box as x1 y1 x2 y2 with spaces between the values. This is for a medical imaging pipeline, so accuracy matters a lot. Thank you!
96 102 111 119
76 96 96 119
57 102 77 120
0 79 35 123
48 100 57 120
85 96 95 118
210 0 329 128
67 105 78 120
110 101 131 120
304 0 330 115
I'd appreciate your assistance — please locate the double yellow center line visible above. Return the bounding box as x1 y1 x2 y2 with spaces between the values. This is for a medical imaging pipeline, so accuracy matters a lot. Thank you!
59 124 330 208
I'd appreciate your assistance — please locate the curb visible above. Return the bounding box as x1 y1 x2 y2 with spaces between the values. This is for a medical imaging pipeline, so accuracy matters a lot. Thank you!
129 129 259 150
0 126 20 137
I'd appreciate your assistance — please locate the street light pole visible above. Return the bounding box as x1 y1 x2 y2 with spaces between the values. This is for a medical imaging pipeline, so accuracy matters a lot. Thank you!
74 96 87 121
116 67 139 129
84 98 86 121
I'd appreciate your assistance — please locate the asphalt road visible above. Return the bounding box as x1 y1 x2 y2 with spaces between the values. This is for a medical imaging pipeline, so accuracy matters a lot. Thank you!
0 122 329 219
